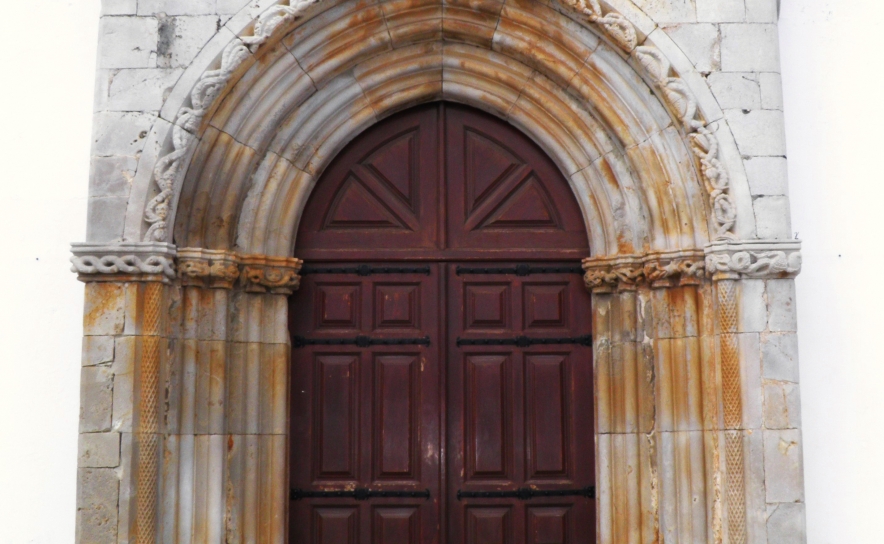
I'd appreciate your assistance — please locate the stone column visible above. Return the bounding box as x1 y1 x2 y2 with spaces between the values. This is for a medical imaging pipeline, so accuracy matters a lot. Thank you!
72 244 301 544
585 241 805 544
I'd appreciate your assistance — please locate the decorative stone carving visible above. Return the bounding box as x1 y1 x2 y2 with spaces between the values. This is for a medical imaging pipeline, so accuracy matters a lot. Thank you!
240 254 303 295
177 248 241 289
141 0 738 244
143 0 320 243
705 240 802 280
583 250 706 292
70 243 177 282
561 0 637 51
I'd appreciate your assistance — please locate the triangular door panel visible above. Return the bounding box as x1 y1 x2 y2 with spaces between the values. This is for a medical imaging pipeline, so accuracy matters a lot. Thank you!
324 177 409 230
364 131 418 209
465 130 521 212
477 177 562 230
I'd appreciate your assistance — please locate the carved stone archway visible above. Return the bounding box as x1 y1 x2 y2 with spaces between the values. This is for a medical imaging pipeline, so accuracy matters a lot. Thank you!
72 1 804 543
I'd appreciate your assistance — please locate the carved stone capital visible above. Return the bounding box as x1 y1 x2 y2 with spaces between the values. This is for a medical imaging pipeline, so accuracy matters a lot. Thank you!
582 250 706 293
704 240 802 281
239 254 303 295
70 243 177 283
177 248 241 289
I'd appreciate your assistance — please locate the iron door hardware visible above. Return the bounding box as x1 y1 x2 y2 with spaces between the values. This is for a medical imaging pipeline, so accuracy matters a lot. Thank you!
291 488 431 501
456 335 592 348
300 264 432 276
456 486 595 501
293 335 431 348
455 264 584 276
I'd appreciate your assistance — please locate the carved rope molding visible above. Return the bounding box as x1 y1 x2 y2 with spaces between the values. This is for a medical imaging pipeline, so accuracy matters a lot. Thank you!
141 0 738 243
70 243 178 281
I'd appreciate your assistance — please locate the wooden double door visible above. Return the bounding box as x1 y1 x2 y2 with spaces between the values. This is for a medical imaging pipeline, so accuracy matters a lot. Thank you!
289 104 595 544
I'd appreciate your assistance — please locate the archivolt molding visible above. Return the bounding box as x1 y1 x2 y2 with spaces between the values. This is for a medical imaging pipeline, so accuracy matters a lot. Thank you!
138 0 741 250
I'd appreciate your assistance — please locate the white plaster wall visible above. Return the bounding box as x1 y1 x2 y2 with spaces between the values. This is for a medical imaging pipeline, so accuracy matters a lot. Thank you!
0 1 100 542
0 0 880 543
780 1 884 542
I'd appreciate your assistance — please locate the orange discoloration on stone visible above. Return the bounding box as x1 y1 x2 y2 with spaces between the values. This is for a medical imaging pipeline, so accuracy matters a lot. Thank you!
84 283 126 336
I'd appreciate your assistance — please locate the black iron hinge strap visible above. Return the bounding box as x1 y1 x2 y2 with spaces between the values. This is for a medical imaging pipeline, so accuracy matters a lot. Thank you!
301 265 431 276
456 486 595 501
456 335 592 348
456 265 584 276
294 335 431 349
291 488 431 501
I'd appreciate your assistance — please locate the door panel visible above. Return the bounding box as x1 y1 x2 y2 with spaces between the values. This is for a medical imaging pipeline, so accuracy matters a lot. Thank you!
289 267 441 544
448 265 595 544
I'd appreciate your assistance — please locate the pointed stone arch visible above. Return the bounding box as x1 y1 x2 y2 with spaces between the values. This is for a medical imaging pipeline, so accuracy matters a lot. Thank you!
71 1 805 543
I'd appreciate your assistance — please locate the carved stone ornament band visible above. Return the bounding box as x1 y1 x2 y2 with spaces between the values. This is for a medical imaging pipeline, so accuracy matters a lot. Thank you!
705 240 802 280
71 243 303 293
71 243 177 282
582 250 706 293
584 241 803 291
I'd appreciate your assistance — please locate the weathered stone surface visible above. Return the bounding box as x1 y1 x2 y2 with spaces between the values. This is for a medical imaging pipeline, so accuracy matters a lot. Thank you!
726 109 787 156
86 196 128 243
767 503 807 544
738 279 767 333
157 15 221 69
695 0 745 22
82 336 114 367
761 332 799 382
138 0 216 16
78 433 121 468
83 283 125 336
764 381 801 429
764 429 805 502
767 279 798 332
746 0 780 23
102 68 184 112
89 156 138 198
753 195 792 239
91 111 156 157
721 23 781 72
76 468 119 544
662 23 720 72
759 72 784 110
98 16 158 69
745 156 789 196
708 72 761 110
632 0 696 23
112 336 136 432
80 367 114 432
102 0 137 16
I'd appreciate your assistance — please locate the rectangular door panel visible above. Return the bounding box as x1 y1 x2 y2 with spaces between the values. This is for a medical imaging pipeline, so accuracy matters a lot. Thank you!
372 506 421 544
525 354 569 480
448 264 595 544
315 283 362 330
315 354 359 480
526 506 571 544
374 354 420 481
374 283 422 332
466 507 513 544
466 354 512 481
313 507 360 544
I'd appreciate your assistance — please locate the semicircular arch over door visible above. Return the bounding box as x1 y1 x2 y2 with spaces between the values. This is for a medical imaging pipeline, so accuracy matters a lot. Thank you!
289 103 596 544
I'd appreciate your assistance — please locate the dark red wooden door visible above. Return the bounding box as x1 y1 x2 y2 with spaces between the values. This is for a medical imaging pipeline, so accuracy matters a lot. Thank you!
290 103 595 544
447 266 595 544
289 267 442 544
